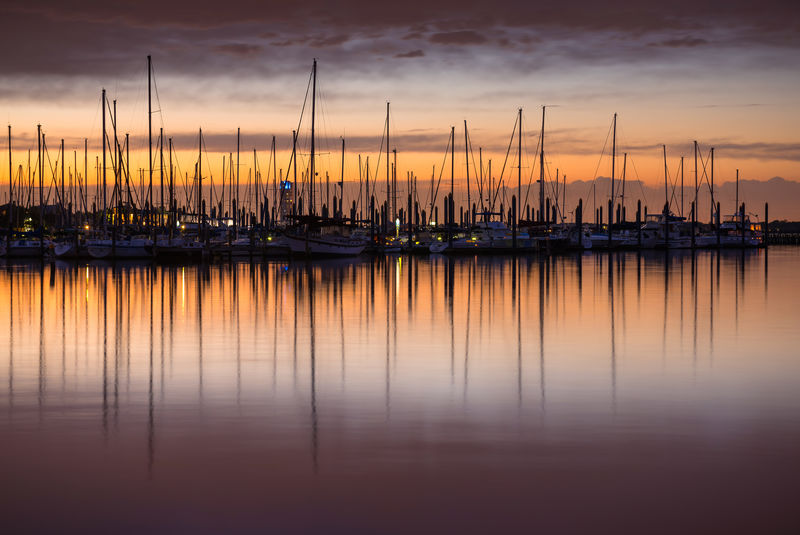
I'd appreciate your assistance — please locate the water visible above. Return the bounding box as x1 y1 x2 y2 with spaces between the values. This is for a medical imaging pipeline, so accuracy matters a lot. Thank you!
1 249 798 534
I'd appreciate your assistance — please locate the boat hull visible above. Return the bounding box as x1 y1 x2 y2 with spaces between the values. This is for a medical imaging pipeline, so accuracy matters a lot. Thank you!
87 240 154 259
284 235 365 257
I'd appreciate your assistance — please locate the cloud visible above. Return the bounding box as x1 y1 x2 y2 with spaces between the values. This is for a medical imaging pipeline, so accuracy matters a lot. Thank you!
429 30 487 45
395 50 425 58
649 36 709 47
309 34 350 48
214 43 262 56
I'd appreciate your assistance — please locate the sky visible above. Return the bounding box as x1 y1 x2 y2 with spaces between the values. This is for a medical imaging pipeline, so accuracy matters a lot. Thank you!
1 1 799 216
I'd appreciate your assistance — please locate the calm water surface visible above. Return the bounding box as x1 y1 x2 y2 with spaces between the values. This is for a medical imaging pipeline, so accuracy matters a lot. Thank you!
1 249 799 533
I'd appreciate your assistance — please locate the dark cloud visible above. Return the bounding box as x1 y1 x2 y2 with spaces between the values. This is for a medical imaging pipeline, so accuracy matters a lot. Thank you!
715 142 800 162
214 43 263 56
429 30 487 45
395 50 425 58
0 1 798 79
649 36 709 47
309 34 350 48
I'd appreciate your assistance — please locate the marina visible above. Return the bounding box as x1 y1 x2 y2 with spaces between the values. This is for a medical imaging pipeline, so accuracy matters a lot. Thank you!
0 59 777 263
2 2 799 532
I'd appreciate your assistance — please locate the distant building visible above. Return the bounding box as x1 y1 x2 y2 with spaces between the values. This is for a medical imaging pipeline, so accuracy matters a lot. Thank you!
279 180 293 221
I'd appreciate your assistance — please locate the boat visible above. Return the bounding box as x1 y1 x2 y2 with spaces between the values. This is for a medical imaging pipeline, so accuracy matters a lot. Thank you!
155 236 204 261
719 214 762 248
87 236 154 259
642 214 693 249
53 241 83 259
588 230 627 250
6 238 51 258
285 232 366 257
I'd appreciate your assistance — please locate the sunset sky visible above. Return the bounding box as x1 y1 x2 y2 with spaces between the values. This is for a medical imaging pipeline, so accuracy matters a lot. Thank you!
1 1 798 215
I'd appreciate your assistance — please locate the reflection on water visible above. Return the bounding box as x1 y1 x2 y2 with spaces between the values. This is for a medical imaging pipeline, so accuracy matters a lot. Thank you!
1 249 799 533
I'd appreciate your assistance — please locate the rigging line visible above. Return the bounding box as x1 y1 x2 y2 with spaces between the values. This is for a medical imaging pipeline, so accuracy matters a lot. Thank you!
626 153 650 209
200 132 217 208
466 129 484 211
150 62 167 131
490 114 518 211
698 148 714 193
285 66 314 202
522 125 543 213
430 132 451 214
543 159 564 221
667 156 683 213
582 118 613 212
370 116 387 203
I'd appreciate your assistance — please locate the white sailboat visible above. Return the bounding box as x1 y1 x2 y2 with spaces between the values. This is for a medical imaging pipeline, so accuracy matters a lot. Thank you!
87 236 154 259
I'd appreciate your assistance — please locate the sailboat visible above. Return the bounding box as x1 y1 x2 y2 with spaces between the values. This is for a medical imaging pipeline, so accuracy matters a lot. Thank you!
6 237 52 258
87 235 154 258
284 59 366 257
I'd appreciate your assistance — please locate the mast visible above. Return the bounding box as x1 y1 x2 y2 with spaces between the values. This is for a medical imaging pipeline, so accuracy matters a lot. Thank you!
540 107 546 223
101 89 107 222
160 127 164 219
292 130 297 214
621 152 627 221
236 128 240 224
710 147 715 223
663 145 668 212
693 140 698 211
125 133 130 220
198 128 202 227
147 55 153 226
386 102 390 221
37 124 42 231
488 159 492 213
272 135 277 221
113 99 118 225
611 112 616 218
517 108 522 221
7 125 11 232
168 138 174 227
60 138 64 226
392 148 397 222
310 59 317 215
450 125 455 223
680 156 684 217
358 154 363 216
464 120 470 224
735 168 739 216
84 138 87 215
479 147 484 213
340 137 345 218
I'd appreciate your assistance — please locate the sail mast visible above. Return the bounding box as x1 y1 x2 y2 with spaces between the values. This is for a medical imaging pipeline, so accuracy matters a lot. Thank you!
517 108 522 221
464 120 470 224
7 125 11 232
450 125 455 223
611 112 616 218
540 107 546 222
340 137 345 218
310 59 317 215
198 128 202 227
292 130 297 214
622 152 627 221
663 144 668 211
386 102 390 221
147 55 153 226
101 89 107 223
